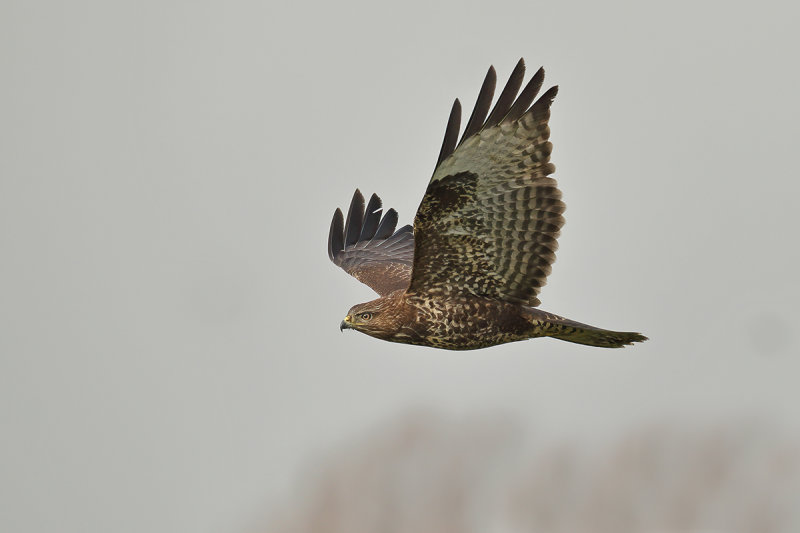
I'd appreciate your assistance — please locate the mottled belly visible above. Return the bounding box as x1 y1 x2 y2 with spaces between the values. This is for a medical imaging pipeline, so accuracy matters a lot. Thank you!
392 297 544 350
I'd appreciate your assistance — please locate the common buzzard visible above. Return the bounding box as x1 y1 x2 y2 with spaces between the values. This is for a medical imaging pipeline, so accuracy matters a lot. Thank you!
328 59 646 350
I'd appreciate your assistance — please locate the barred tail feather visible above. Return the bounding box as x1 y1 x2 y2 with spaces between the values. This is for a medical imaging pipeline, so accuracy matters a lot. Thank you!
531 311 647 348
552 327 648 348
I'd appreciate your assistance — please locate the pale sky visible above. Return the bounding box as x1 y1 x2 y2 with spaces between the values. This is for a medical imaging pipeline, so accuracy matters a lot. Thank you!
2 1 799 532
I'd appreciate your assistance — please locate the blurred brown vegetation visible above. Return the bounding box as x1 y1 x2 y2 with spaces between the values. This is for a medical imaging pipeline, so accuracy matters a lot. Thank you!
266 414 799 533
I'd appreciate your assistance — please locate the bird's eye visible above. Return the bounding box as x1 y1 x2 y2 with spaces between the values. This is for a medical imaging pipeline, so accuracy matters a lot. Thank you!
359 312 373 320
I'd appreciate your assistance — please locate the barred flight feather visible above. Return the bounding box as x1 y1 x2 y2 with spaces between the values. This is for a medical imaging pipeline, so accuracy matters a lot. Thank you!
410 60 562 306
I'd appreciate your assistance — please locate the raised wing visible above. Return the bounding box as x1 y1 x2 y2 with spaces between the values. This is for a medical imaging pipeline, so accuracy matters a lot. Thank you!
328 190 414 296
409 59 564 307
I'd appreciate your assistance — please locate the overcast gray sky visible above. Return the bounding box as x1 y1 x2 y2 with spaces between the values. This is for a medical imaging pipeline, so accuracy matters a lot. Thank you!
2 1 799 532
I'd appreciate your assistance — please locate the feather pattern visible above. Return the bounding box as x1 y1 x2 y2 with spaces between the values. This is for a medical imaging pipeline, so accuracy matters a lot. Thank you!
410 60 562 307
328 190 414 296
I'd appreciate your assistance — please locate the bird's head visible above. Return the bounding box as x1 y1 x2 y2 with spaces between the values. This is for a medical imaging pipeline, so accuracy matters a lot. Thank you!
340 293 405 339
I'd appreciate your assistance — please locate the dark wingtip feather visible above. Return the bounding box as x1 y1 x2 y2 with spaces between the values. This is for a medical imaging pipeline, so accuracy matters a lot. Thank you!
529 85 559 117
343 189 365 248
374 208 399 239
459 65 497 146
483 58 526 130
360 193 383 242
328 208 344 263
504 66 545 123
436 99 462 167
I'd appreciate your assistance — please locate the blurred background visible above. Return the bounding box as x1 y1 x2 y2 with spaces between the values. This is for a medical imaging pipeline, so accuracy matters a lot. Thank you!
1 1 799 532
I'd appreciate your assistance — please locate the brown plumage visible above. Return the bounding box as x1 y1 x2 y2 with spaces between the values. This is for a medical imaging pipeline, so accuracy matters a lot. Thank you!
328 59 647 350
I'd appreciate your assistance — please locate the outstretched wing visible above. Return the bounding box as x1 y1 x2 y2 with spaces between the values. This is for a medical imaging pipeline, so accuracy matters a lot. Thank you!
409 59 564 307
328 190 414 296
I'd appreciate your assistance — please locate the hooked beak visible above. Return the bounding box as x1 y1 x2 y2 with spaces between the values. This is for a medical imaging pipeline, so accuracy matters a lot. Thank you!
340 315 352 332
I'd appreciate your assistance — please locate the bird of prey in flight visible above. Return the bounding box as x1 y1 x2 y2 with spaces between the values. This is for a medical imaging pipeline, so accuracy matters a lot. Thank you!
328 59 646 350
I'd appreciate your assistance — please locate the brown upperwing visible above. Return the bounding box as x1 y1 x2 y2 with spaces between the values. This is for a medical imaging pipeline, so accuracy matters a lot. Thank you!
328 190 414 296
